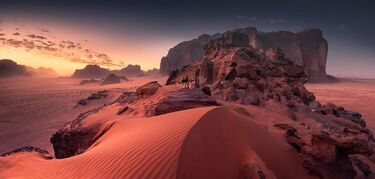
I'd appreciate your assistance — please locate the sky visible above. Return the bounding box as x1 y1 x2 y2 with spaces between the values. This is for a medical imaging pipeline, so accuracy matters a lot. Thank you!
0 0 374 77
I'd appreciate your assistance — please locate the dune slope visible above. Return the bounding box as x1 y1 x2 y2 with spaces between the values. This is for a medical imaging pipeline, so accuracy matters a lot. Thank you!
0 106 313 179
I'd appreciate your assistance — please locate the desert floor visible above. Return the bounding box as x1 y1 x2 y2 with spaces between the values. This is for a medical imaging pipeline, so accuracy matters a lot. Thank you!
0 75 167 154
306 78 375 132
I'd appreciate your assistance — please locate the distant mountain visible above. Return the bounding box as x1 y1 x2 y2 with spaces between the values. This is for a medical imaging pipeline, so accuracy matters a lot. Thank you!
145 68 159 75
71 65 111 78
0 59 31 78
25 66 58 77
116 64 143 76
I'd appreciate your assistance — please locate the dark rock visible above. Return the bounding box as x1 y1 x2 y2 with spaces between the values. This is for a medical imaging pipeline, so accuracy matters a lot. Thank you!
50 107 113 159
352 156 372 177
241 95 261 106
1 146 52 159
101 74 121 85
79 79 100 85
241 162 266 179
154 89 220 116
78 99 88 105
136 81 161 97
117 106 129 115
233 107 251 117
88 92 107 100
201 86 211 96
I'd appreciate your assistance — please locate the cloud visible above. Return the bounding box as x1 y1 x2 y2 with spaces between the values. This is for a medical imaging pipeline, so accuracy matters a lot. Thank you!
27 34 47 40
3 28 123 68
39 28 50 33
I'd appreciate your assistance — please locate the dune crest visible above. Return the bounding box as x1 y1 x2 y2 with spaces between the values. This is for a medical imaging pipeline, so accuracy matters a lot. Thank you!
1 106 314 178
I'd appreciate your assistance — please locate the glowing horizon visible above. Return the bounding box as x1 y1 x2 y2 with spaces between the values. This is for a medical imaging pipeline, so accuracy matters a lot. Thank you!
0 18 179 75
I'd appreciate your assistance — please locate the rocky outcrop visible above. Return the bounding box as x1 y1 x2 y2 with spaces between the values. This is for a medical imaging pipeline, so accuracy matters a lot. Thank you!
77 90 109 105
165 32 374 178
160 27 330 82
1 146 52 159
101 74 122 85
166 32 313 106
0 59 31 78
116 64 143 76
72 65 111 79
160 33 221 74
136 81 161 97
154 89 220 116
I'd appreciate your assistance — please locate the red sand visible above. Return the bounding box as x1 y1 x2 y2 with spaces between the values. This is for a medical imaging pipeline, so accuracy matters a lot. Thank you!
0 106 314 178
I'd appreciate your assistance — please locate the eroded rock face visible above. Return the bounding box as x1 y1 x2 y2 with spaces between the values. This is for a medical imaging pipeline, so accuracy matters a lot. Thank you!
160 33 221 74
165 32 374 178
136 81 161 97
154 89 220 116
50 107 111 159
166 32 313 107
101 74 121 85
160 27 330 82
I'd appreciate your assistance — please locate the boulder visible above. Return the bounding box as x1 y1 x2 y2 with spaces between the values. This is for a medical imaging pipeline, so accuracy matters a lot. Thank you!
79 79 100 85
101 74 121 85
154 89 220 116
136 81 161 97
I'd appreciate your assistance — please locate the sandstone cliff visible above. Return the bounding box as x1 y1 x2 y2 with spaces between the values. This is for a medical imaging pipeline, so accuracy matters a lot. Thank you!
160 27 330 82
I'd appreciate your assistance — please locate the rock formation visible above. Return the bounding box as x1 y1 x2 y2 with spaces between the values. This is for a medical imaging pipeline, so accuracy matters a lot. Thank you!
1 146 52 159
25 66 58 77
101 74 121 85
0 59 31 78
116 64 143 76
165 32 374 178
72 64 156 79
160 27 330 82
72 64 111 79
160 33 220 74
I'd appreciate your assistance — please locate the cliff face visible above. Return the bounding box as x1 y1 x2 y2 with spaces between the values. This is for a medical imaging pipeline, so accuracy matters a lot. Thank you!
160 27 329 82
160 34 220 74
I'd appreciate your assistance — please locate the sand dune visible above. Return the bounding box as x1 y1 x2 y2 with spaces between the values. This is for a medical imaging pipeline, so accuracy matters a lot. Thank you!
0 106 314 179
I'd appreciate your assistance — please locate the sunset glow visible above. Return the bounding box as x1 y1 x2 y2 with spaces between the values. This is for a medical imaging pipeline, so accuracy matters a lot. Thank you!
0 18 178 75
